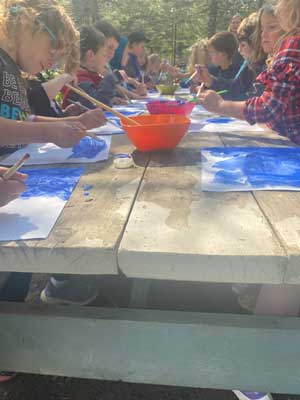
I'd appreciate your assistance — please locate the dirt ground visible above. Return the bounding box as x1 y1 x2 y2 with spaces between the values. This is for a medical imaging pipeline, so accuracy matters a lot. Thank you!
0 275 299 400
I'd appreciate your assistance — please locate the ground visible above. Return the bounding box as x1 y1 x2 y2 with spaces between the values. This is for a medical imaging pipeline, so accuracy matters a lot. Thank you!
0 275 299 400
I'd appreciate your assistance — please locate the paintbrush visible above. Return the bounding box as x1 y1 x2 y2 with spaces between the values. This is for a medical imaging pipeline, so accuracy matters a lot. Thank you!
234 59 249 81
185 65 204 85
188 88 229 103
66 84 140 126
2 153 30 180
68 99 121 129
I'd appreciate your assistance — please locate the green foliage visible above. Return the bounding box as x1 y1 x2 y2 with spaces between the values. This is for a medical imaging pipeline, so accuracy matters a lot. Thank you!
68 0 264 65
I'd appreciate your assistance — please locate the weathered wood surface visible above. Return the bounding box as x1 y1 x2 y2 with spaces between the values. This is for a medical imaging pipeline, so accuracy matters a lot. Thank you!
0 135 148 275
2 302 300 394
220 127 300 284
118 126 289 283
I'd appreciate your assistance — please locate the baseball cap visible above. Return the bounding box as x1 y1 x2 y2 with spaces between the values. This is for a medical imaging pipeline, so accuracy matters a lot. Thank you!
128 31 150 44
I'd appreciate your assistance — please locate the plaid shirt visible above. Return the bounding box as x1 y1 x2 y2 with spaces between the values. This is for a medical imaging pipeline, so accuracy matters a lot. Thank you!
244 34 300 144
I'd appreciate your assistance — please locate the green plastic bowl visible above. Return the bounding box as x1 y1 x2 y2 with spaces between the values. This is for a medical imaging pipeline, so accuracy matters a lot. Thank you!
156 84 179 95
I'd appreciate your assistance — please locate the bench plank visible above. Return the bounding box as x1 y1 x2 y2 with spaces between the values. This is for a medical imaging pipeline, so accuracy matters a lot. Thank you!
1 302 300 394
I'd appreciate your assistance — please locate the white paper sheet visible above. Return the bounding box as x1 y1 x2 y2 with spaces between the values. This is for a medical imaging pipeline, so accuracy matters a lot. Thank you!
201 147 300 192
89 121 124 135
200 118 264 133
0 167 83 241
1 136 111 166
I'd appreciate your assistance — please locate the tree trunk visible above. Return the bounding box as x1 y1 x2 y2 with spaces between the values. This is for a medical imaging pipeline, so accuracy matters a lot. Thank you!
72 0 100 25
207 0 218 37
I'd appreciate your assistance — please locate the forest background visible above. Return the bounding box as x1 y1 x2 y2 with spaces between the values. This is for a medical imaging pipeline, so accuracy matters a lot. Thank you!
60 0 265 65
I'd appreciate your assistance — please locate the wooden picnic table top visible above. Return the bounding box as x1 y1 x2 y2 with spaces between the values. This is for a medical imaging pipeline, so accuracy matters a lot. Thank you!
0 134 149 275
1 115 300 285
118 122 300 285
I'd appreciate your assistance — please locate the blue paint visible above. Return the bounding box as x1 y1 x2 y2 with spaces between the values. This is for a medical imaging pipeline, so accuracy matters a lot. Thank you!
205 117 234 124
20 167 84 201
82 184 93 197
203 147 300 190
105 110 140 118
70 137 106 159
82 184 93 191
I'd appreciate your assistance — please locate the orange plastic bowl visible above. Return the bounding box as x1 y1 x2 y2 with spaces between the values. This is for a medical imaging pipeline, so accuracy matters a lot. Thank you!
121 114 190 152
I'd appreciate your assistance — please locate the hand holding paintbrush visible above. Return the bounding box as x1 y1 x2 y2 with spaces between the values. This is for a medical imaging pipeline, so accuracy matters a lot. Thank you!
0 155 29 207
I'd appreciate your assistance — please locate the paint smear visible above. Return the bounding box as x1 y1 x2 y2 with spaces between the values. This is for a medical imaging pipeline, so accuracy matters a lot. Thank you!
70 137 107 159
201 147 300 192
20 167 84 201
205 117 234 124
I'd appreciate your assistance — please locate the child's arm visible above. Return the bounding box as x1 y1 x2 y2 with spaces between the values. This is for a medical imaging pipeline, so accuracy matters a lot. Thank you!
33 108 106 130
197 90 246 120
0 167 27 207
0 117 86 148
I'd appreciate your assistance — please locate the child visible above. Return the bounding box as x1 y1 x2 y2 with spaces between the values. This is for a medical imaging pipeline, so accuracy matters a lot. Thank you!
125 30 149 82
228 14 244 67
109 35 148 99
193 14 258 100
63 26 122 108
198 1 300 399
95 20 121 63
196 1 298 144
180 39 210 88
194 31 254 100
0 0 105 156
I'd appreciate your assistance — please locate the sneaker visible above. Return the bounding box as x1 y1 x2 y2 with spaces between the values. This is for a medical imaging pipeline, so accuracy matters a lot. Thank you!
0 371 16 382
40 277 98 306
234 391 273 400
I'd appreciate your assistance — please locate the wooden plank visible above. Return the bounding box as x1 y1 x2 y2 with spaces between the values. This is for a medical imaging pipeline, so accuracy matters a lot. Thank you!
254 191 300 284
118 131 286 283
0 135 149 275
220 127 300 284
1 302 300 394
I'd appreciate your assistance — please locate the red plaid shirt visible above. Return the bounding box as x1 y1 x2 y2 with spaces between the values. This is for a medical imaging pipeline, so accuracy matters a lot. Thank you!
244 34 300 145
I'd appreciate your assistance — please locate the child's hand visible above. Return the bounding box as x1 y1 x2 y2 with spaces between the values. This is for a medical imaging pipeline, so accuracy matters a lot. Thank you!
113 97 128 105
194 65 213 87
196 90 224 113
77 109 107 129
0 168 27 207
64 103 85 116
49 121 87 148
136 83 147 96
119 70 129 82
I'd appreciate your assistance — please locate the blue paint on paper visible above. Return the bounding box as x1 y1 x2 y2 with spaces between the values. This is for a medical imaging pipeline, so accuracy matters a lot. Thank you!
203 147 300 190
206 117 234 124
20 167 84 201
70 137 106 159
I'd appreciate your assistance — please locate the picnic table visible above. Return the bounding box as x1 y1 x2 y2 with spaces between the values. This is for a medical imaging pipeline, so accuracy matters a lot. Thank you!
1 114 300 395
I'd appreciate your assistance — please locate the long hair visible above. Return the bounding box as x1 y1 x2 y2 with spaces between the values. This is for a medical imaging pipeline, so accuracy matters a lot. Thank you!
187 39 210 73
0 0 79 73
251 4 278 67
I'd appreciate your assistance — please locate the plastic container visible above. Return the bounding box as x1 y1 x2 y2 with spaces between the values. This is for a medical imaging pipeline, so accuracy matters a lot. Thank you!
156 84 179 95
121 114 190 152
147 100 195 117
